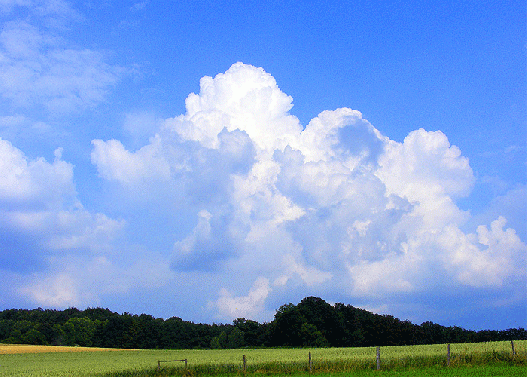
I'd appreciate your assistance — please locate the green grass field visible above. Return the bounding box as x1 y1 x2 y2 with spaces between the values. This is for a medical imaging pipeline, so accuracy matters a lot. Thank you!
243 366 527 377
0 340 525 376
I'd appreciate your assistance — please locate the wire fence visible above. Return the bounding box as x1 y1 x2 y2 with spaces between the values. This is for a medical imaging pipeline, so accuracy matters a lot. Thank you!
156 340 522 374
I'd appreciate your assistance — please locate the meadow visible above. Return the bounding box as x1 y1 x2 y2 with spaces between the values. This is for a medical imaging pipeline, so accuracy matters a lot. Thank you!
0 340 525 376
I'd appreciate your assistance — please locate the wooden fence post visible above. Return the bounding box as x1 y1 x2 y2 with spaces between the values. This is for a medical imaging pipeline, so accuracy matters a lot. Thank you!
447 343 451 366
376 346 381 370
243 354 247 373
309 351 312 373
184 359 188 368
511 340 516 356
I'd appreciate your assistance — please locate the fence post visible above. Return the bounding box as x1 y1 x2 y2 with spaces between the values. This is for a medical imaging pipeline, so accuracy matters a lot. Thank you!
157 360 161 370
309 351 312 373
376 346 381 370
447 344 451 366
185 359 188 368
243 354 247 373
511 340 516 356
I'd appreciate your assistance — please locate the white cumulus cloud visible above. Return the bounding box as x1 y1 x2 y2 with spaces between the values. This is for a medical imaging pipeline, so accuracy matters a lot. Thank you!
216 277 271 321
91 136 171 186
88 62 526 322
0 138 154 309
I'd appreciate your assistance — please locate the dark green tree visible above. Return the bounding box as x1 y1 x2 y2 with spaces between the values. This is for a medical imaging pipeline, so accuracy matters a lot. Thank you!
227 327 246 348
21 328 46 345
334 303 365 346
297 297 343 346
233 318 262 347
300 323 329 347
270 303 307 346
62 317 96 346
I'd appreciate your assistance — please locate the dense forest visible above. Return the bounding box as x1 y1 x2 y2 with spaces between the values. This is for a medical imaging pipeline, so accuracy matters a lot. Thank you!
1 297 525 349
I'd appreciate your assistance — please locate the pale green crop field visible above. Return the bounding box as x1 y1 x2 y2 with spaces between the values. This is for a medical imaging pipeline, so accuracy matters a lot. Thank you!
0 340 525 376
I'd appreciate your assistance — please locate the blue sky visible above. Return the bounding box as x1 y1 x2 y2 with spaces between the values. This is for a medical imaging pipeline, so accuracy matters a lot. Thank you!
0 0 525 331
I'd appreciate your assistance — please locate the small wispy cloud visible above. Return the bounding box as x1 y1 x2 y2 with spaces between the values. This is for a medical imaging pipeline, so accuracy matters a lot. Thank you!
131 1 148 12
0 10 122 114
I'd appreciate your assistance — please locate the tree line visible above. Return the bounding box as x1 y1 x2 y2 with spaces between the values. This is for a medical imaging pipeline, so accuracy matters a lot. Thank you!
0 297 525 349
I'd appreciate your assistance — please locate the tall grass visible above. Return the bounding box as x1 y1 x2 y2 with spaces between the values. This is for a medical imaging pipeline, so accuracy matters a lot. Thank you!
98 348 526 377
1 340 525 376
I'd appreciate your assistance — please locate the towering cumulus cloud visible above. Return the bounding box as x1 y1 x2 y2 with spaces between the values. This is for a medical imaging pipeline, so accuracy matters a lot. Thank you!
91 63 525 322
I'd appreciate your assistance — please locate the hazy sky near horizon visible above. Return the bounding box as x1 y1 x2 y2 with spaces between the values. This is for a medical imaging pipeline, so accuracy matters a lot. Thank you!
0 0 525 331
